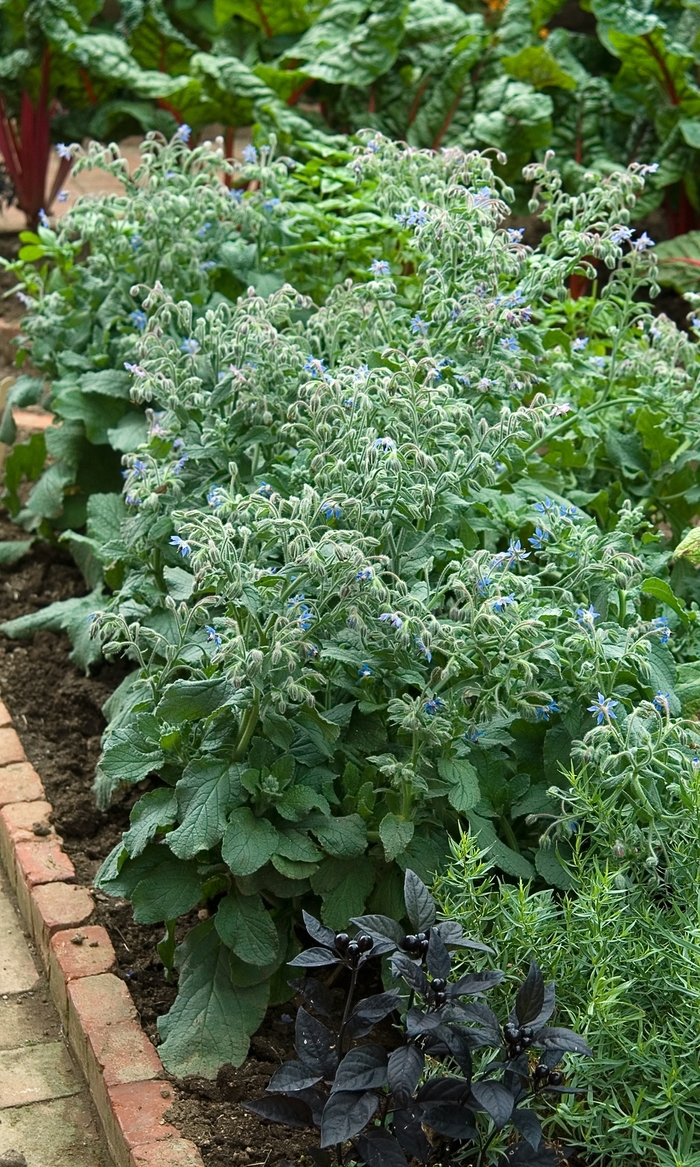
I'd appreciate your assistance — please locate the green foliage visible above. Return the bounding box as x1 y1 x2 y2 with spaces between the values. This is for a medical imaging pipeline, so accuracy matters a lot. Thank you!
55 139 700 1088
436 821 700 1167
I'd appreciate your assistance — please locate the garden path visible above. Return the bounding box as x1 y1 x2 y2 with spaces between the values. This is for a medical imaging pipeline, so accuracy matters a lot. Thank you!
0 861 113 1167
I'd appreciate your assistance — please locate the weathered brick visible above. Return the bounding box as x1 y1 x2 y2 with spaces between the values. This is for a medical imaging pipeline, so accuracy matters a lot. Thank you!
87 1019 162 1088
0 725 27 766
107 1080 180 1149
67 973 137 1069
14 839 75 923
130 1139 205 1167
29 882 94 963
0 699 13 727
49 925 116 1020
0 761 44 808
0 799 56 879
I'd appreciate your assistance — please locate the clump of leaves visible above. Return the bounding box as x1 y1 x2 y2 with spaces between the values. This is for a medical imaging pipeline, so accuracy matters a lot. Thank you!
246 870 591 1167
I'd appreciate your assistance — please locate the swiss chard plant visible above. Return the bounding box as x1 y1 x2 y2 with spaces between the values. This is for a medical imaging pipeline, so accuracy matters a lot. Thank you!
246 869 592 1167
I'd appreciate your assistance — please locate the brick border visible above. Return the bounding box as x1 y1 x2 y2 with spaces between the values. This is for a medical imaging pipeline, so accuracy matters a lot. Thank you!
0 697 205 1167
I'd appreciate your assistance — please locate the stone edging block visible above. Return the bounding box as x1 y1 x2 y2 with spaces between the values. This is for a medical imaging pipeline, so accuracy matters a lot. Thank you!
0 696 205 1167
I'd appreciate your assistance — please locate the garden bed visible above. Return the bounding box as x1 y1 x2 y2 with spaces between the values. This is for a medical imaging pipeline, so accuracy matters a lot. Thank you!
0 510 313 1167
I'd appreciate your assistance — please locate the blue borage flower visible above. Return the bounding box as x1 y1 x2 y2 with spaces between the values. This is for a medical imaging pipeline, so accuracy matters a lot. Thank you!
176 124 191 143
369 259 390 276
610 225 633 244
38 209 50 228
507 227 524 243
258 482 273 497
477 577 492 593
199 261 217 273
181 338 200 356
472 187 492 210
321 501 341 520
424 698 444 715
124 362 147 378
536 701 561 722
306 645 319 659
507 539 530 567
56 143 72 160
465 726 483 742
242 143 258 163
207 485 226 508
588 693 618 724
577 605 600 626
356 567 373 581
263 198 280 211
303 355 329 378
16 290 33 307
572 336 589 351
125 494 142 506
170 535 191 557
415 638 432 663
410 313 429 336
288 595 313 630
172 453 188 474
651 616 671 644
205 625 222 648
395 208 428 227
129 310 147 331
130 234 143 250
57 190 69 202
528 527 550 550
653 692 670 714
534 497 557 515
500 336 519 352
380 612 403 629
358 663 372 679
374 436 396 454
229 188 243 203
197 222 211 238
633 232 654 252
493 594 516 612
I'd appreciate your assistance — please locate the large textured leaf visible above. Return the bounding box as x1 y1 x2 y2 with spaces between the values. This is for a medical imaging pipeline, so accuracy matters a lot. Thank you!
158 920 269 1076
501 45 577 91
156 677 236 722
215 890 279 965
123 788 178 857
379 812 414 861
310 856 376 928
95 713 163 807
286 0 409 87
655 232 700 293
222 807 280 875
438 756 480 813
167 760 242 859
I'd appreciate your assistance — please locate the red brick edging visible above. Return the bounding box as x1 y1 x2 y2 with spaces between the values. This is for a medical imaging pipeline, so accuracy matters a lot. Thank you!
0 700 205 1167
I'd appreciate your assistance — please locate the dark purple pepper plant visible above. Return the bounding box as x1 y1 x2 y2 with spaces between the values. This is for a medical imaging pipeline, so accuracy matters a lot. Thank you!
245 870 591 1167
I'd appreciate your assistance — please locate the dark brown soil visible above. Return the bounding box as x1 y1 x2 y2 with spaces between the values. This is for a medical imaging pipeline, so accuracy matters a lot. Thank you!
0 511 313 1167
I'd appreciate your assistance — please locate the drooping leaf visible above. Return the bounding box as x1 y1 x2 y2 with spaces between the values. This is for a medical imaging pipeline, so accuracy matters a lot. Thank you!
470 1079 515 1128
167 759 242 859
320 1089 379 1148
515 962 546 1026
222 808 280 875
331 1044 388 1093
158 920 269 1077
403 868 436 932
215 890 279 966
387 1044 424 1105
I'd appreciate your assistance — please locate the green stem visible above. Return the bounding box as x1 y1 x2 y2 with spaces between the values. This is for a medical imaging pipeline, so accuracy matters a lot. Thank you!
233 697 260 761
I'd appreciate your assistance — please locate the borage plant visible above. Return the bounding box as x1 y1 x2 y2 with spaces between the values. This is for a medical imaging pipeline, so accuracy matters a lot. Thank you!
247 870 591 1167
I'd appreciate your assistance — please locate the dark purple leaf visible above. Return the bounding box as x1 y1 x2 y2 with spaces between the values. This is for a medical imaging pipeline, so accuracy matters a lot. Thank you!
288 977 334 1018
306 1148 332 1167
388 1044 424 1105
515 962 545 1026
295 1087 327 1127
470 1079 515 1128
512 1108 543 1150
393 1105 432 1164
435 920 494 954
288 948 341 968
449 1000 503 1047
403 869 436 932
357 1129 409 1167
244 1095 314 1128
296 1009 338 1077
390 953 429 995
267 1059 323 1093
528 981 556 1029
535 1027 593 1057
359 935 397 958
417 1077 471 1103
426 930 451 980
406 1007 443 1037
319 1090 378 1148
420 1101 478 1140
347 989 402 1038
432 1023 473 1077
331 1045 388 1094
302 910 336 948
350 914 404 944
451 970 504 997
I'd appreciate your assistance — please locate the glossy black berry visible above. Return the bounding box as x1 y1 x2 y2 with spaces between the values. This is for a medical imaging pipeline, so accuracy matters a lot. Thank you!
511 1043 523 1056
549 1071 563 1086
356 933 374 953
534 1063 549 1080
434 991 447 1007
521 1026 533 1039
346 940 360 963
334 932 350 952
403 934 419 952
419 939 430 956
432 978 447 992
417 932 427 943
504 1023 519 1042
